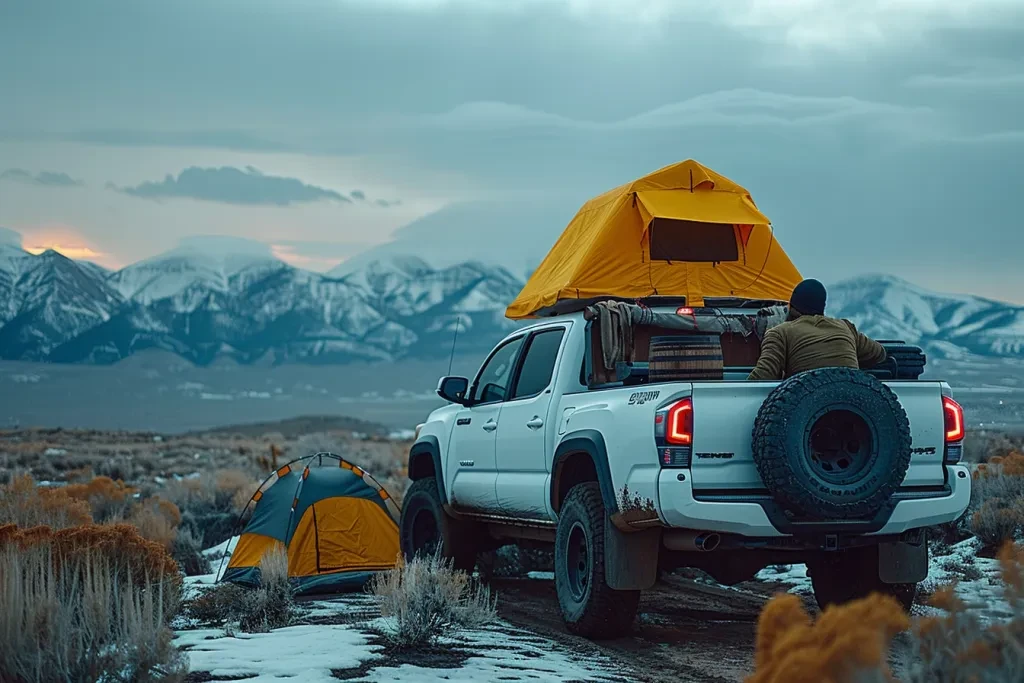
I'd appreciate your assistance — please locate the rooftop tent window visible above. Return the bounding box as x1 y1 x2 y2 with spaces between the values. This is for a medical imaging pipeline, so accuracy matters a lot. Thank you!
648 218 739 263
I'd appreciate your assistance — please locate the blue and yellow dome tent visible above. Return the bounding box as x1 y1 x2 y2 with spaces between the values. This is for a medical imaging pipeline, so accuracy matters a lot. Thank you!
220 452 400 594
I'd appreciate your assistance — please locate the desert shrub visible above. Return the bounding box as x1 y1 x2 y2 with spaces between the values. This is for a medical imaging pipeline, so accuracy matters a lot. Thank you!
163 469 259 548
748 543 1024 682
295 431 346 457
970 453 1024 552
903 542 1024 682
237 546 295 633
64 475 139 523
0 474 93 528
0 524 181 602
184 582 249 626
171 526 211 577
746 592 910 683
0 529 185 682
963 431 1024 464
183 547 294 633
370 551 497 650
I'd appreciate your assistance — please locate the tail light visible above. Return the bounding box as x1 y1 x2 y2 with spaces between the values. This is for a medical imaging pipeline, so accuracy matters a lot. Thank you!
655 398 693 467
942 396 965 464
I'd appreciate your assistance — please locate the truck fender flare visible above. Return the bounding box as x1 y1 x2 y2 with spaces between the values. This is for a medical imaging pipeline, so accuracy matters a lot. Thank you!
550 429 618 515
408 435 448 505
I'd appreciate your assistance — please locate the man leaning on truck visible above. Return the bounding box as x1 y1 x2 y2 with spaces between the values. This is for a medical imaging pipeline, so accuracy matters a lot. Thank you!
747 279 887 381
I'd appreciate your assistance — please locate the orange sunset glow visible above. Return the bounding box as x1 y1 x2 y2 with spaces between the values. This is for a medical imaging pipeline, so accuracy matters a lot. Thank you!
19 226 122 270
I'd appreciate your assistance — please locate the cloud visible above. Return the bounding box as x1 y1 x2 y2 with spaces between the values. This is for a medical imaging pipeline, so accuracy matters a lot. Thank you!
271 239 376 272
418 89 933 132
0 168 83 187
906 71 1024 88
0 227 22 247
115 166 353 206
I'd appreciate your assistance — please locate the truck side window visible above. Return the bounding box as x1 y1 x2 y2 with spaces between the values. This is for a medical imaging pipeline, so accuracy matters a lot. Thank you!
471 336 525 404
512 328 566 399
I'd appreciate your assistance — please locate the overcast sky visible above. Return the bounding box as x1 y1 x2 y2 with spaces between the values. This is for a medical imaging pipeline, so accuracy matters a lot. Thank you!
1 0 1022 299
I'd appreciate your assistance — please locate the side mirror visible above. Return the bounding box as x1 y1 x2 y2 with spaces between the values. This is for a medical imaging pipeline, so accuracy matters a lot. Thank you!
436 376 470 405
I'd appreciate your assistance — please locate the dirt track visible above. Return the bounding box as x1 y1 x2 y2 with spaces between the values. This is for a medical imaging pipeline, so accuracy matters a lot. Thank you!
492 574 788 682
493 573 917 683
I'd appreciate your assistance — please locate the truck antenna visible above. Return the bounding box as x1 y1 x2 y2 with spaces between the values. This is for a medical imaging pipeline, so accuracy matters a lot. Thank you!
447 313 461 376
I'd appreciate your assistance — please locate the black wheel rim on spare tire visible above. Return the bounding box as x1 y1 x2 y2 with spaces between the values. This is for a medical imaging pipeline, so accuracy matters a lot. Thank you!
804 404 877 485
564 521 591 602
751 367 912 520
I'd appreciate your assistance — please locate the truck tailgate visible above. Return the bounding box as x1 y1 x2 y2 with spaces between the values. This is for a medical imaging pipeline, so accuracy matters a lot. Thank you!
688 380 947 491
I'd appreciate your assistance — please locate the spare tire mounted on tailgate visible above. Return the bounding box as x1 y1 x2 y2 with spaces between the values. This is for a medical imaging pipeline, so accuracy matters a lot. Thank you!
751 367 912 520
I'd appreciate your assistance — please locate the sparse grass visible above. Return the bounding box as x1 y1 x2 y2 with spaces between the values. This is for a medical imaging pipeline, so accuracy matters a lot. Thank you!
0 474 93 529
369 551 497 650
903 542 1024 682
970 453 1024 552
64 475 139 522
183 547 295 633
163 469 261 549
0 526 185 683
171 526 211 577
747 541 1024 682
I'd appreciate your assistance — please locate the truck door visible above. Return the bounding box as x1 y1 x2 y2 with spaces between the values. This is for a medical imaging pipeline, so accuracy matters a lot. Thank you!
495 327 566 519
447 335 525 513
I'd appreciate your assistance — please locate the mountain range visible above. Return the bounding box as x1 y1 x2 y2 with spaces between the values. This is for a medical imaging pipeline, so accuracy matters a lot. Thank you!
1 242 1022 366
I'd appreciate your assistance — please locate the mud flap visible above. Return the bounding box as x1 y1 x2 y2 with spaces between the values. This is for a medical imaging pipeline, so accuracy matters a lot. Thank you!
878 539 928 584
603 518 659 590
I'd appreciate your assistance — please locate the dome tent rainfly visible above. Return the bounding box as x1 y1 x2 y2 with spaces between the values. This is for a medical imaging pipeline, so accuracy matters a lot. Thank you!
220 452 400 595
505 159 803 319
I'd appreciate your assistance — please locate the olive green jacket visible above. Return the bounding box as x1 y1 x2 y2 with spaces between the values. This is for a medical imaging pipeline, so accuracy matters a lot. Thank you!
747 315 887 381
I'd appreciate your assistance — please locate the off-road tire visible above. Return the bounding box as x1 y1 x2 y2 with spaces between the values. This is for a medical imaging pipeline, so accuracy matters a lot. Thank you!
808 546 917 613
399 476 478 572
554 482 640 639
752 367 912 520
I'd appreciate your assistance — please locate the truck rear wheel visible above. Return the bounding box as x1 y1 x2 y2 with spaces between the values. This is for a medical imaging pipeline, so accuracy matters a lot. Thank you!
399 476 478 572
554 482 640 639
808 546 916 613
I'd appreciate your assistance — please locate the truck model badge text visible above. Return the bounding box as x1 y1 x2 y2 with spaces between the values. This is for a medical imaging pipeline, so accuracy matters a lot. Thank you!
628 391 660 406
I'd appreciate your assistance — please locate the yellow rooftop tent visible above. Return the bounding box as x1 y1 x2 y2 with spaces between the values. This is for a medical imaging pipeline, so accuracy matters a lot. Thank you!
506 159 802 319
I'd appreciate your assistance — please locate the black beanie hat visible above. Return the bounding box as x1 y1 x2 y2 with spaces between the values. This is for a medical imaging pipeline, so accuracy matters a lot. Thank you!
790 279 827 315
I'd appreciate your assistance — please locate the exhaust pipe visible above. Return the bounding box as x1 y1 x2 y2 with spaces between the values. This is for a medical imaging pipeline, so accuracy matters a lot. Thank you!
663 530 721 552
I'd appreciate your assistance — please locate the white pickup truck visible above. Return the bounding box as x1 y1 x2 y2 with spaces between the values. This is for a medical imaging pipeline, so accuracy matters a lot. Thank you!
400 299 971 638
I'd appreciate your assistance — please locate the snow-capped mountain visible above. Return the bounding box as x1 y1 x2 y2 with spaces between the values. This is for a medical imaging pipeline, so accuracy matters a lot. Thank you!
108 236 287 304
0 248 124 358
0 246 1021 367
0 243 523 364
828 274 1024 359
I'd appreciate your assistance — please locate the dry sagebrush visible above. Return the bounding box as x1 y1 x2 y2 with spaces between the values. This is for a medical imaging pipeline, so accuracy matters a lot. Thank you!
184 546 295 633
370 551 496 650
970 453 1024 552
748 541 1024 683
0 474 93 529
0 527 185 683
747 593 909 683
903 542 1024 683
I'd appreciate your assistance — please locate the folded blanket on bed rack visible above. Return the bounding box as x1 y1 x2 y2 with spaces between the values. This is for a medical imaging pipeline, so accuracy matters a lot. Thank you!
584 301 787 371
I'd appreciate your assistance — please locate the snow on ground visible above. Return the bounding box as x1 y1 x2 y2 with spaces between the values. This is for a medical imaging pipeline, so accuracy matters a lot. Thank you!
921 538 1012 622
177 624 377 683
178 572 626 682
754 538 1013 622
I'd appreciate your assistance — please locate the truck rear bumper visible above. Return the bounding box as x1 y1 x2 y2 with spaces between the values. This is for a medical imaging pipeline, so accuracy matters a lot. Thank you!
657 465 971 537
